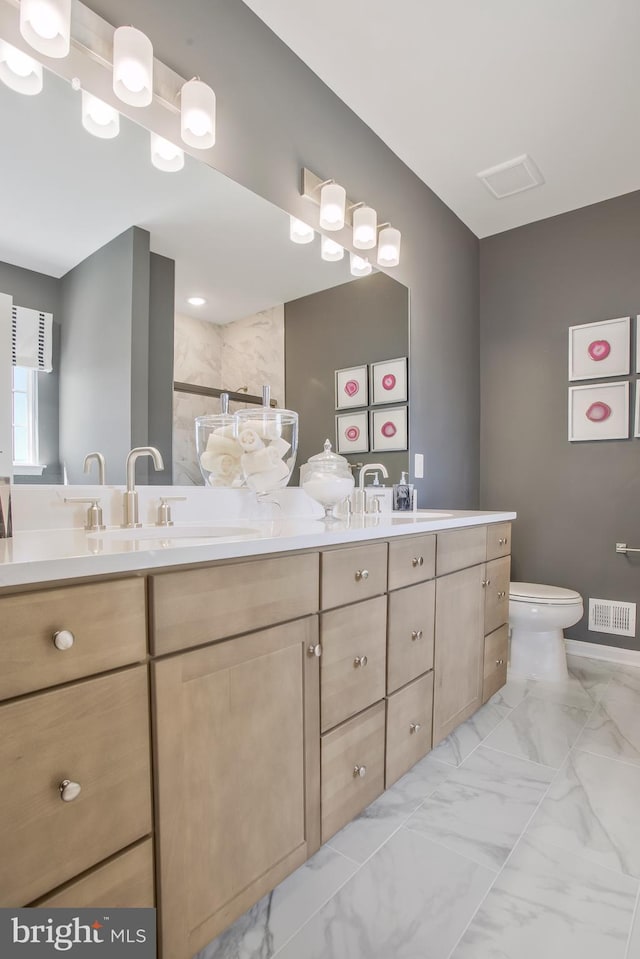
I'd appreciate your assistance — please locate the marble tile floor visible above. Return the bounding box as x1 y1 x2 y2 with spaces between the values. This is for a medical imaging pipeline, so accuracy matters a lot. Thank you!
196 655 640 959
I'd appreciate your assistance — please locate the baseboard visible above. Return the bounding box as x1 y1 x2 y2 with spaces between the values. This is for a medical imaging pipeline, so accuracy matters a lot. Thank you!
565 638 640 668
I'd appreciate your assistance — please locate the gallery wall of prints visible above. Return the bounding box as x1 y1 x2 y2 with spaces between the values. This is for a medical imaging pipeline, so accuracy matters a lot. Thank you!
335 358 408 454
567 316 640 441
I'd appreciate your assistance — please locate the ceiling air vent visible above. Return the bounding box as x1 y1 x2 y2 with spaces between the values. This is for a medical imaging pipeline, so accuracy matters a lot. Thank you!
477 154 544 199
588 598 636 638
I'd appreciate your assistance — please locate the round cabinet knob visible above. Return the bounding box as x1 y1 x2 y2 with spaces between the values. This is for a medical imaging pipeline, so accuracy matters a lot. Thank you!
353 764 367 778
355 569 369 581
59 779 81 802
409 722 422 734
412 556 424 568
411 629 423 641
53 629 75 651
307 643 322 657
354 655 368 668
496 658 505 666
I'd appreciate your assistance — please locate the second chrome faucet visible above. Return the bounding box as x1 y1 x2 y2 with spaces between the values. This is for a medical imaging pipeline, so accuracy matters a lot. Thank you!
122 447 165 528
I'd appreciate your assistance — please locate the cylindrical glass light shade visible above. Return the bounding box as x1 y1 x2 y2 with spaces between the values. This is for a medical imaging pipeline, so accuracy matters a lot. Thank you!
113 26 153 107
289 216 314 244
353 205 377 250
350 253 372 277
20 0 70 58
319 182 346 231
0 41 43 95
82 90 120 139
181 78 216 149
150 133 184 172
321 235 344 262
377 226 401 267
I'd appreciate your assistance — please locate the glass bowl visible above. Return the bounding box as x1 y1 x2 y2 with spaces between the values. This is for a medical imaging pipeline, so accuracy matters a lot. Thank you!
195 414 245 487
236 408 298 493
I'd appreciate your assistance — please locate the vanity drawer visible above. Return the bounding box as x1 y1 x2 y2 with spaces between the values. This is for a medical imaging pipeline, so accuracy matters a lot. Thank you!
486 523 511 562
483 625 509 704
388 534 436 590
151 552 319 655
0 578 146 701
320 596 386 732
484 556 511 635
34 840 154 908
321 543 387 610
436 527 487 577
385 672 434 788
321 701 385 843
387 581 435 693
0 666 152 907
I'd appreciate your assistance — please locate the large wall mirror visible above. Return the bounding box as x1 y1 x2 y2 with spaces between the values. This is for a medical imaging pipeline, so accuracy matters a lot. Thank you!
0 65 409 487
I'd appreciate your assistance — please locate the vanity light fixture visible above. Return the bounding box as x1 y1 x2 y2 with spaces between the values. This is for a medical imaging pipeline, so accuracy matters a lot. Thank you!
0 40 43 95
20 0 71 59
180 78 216 149
187 296 206 306
319 181 346 231
352 204 377 250
112 26 153 107
377 225 401 268
321 235 344 262
289 216 314 244
350 253 372 277
81 90 120 139
150 133 184 172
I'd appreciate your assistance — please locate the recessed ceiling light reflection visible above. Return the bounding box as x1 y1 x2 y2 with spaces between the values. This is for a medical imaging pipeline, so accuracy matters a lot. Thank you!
188 296 206 306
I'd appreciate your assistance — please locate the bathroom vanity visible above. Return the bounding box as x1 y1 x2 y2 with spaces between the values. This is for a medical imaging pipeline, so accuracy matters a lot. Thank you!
0 502 513 959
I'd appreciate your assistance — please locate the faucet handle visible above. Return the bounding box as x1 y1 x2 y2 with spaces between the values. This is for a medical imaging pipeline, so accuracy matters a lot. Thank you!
156 496 186 528
64 497 106 532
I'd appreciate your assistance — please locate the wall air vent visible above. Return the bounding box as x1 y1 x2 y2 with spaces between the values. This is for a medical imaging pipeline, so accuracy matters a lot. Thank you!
588 598 636 638
477 154 544 199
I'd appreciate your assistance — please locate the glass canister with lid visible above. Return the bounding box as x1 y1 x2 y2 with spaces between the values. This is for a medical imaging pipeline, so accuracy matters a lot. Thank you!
300 439 355 522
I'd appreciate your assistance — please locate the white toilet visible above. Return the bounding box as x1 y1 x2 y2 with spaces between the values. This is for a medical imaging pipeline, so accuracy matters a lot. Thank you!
508 582 583 682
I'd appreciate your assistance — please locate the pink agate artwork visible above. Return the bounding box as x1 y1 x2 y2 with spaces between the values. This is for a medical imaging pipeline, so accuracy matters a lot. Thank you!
335 366 368 409
344 379 359 398
585 401 612 422
381 421 397 438
345 425 360 441
381 373 397 391
587 340 611 362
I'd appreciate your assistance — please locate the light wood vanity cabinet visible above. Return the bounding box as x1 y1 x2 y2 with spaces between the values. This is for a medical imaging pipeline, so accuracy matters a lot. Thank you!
1 518 511 959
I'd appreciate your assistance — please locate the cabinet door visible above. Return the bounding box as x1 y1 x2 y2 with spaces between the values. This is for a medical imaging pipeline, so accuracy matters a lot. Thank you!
433 565 485 746
484 556 511 635
153 616 320 959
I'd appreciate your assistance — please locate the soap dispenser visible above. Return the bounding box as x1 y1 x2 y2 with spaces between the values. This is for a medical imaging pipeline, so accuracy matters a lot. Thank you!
393 471 414 511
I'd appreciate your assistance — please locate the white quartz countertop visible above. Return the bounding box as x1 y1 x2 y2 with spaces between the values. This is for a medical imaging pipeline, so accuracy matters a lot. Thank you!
0 499 516 589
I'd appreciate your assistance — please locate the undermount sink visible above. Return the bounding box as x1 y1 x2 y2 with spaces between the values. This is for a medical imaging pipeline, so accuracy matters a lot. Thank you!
89 525 258 542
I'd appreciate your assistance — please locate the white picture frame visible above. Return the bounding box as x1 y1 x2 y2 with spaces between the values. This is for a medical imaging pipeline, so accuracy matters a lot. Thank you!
370 405 408 452
568 381 629 442
634 383 640 438
568 316 630 381
370 356 408 405
636 316 640 374
336 410 369 453
335 365 368 409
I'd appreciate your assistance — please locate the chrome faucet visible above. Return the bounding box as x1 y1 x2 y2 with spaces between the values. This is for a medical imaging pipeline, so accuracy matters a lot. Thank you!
358 463 389 488
83 451 106 485
122 446 165 528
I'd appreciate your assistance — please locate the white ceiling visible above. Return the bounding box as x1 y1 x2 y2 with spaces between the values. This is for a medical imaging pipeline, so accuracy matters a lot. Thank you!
243 0 640 238
0 69 354 323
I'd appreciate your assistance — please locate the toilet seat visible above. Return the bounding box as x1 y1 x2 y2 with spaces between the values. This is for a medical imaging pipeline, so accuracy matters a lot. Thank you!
510 582 581 606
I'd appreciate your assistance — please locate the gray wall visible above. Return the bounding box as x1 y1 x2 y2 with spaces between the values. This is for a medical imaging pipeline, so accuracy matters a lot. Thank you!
60 227 150 484
148 253 175 486
480 190 640 650
89 0 480 509
0 260 62 482
285 272 409 483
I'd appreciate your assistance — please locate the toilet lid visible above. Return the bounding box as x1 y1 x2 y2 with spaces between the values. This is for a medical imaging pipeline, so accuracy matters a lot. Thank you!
510 582 581 605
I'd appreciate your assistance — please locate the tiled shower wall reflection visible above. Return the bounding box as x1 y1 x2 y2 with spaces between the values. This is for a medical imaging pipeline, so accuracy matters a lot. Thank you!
173 307 285 484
